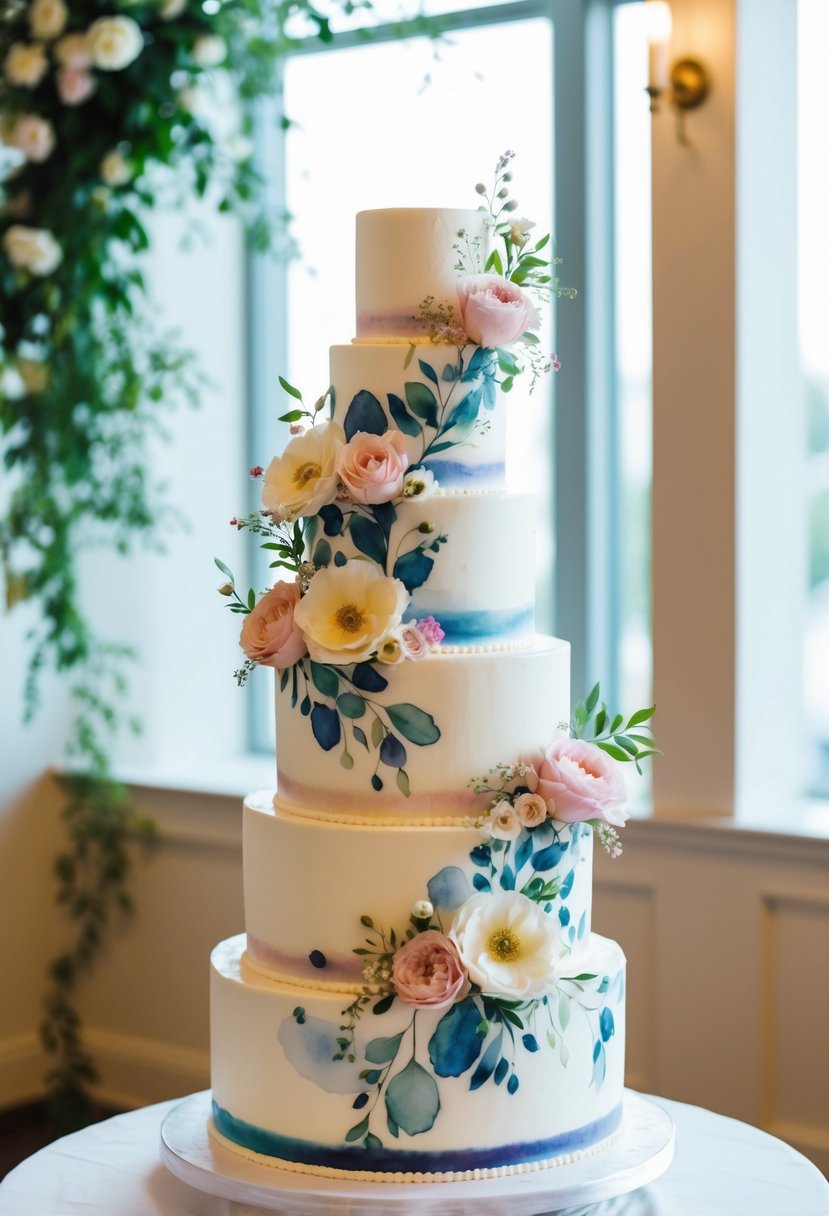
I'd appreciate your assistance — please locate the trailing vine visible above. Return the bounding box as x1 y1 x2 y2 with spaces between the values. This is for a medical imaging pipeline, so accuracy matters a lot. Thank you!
0 0 381 1128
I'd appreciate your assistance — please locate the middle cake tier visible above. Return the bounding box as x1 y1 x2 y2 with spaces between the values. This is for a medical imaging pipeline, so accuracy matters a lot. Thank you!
275 636 570 820
244 792 594 988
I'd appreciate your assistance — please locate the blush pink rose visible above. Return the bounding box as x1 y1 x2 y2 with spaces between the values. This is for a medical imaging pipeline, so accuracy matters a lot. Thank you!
391 930 470 1012
534 733 628 828
457 274 540 348
239 581 307 669
400 622 429 660
336 430 409 504
57 68 96 106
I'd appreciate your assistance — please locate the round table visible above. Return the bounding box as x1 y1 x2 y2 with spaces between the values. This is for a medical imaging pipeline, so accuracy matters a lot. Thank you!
0 1092 826 1216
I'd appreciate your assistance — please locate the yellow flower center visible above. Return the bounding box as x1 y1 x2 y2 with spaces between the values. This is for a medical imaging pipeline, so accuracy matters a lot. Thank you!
293 460 321 487
335 602 365 633
488 927 523 962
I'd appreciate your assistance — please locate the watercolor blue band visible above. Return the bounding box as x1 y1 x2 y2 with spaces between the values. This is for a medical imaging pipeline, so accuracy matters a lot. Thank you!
421 457 505 486
212 1099 623 1173
406 605 533 643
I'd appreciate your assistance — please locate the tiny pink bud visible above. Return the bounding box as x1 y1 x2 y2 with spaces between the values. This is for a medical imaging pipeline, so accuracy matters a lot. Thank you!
249 465 264 479
229 517 238 527
289 422 303 435
552 354 562 371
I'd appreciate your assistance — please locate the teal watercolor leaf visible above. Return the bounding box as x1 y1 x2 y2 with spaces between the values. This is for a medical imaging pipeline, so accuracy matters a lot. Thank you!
428 998 485 1078
365 1031 403 1064
392 549 434 593
312 538 331 567
385 704 440 746
405 382 439 429
385 1059 440 1137
418 359 438 385
600 1007 615 1042
472 873 492 893
345 1117 369 1143
344 390 387 441
532 841 567 871
470 1028 504 1091
318 504 344 536
309 661 339 698
310 703 340 750
337 692 366 719
349 514 387 566
387 392 422 437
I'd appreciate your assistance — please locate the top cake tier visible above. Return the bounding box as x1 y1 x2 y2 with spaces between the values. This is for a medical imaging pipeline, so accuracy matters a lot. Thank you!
355 208 488 342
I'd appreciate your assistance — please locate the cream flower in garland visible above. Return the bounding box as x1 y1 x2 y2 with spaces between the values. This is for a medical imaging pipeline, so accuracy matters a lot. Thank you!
29 0 67 41
293 562 408 665
4 42 48 88
261 421 344 522
87 16 144 71
450 891 560 999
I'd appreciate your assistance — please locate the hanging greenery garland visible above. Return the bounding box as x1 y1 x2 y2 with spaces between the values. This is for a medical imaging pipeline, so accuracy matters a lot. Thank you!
0 0 375 1129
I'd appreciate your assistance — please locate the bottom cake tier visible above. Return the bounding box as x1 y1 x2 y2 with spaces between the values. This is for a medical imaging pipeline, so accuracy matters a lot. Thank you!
210 933 626 1182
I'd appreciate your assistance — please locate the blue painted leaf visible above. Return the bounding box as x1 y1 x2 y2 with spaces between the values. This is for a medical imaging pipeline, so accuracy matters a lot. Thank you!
318 503 344 535
365 1031 404 1064
493 1058 509 1086
441 360 458 382
352 1092 369 1109
345 1117 369 1143
559 906 571 927
533 841 567 871
313 538 331 567
405 382 439 429
372 993 395 1015
441 386 482 441
344 389 387 440
499 864 516 891
470 1029 504 1091
371 774 383 791
363 1069 381 1084
593 1042 607 1090
334 550 347 567
427 866 471 911
600 1007 615 1042
522 1033 540 1053
371 500 396 540
310 704 340 750
364 1132 383 1150
593 1040 602 1062
560 868 575 898
393 549 434 593
386 703 440 746
462 345 488 381
472 873 492 893
387 1112 400 1138
352 663 388 693
385 1059 440 1136
418 359 439 385
300 694 312 716
507 1074 519 1095
379 733 407 767
514 833 533 875
470 844 492 868
290 665 298 708
429 998 485 1077
337 692 366 719
310 661 339 698
349 514 387 566
578 910 587 940
388 393 421 437
279 668 289 693
483 372 497 408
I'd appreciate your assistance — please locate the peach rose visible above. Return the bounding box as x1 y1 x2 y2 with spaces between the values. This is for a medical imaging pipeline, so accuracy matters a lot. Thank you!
336 430 409 505
534 733 628 828
391 930 470 1011
239 581 307 669
514 791 547 828
57 67 96 105
457 273 540 348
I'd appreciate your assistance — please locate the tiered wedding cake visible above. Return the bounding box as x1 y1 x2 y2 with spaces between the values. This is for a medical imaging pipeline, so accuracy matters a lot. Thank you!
210 180 643 1181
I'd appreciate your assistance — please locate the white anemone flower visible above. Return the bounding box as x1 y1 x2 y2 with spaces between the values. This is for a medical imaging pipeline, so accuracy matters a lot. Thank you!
261 421 344 521
450 891 560 999
293 563 408 665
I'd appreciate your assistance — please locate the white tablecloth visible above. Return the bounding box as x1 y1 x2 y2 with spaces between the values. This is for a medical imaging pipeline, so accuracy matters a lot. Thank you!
1 1093 826 1216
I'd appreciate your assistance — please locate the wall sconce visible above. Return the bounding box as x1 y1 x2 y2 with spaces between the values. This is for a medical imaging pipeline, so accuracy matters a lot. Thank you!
643 0 711 144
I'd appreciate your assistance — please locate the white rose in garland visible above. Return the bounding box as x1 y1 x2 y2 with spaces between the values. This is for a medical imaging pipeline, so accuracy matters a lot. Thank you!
87 16 144 71
293 563 408 665
100 150 132 186
192 34 226 67
29 0 68 41
4 115 55 163
261 421 344 521
450 891 561 999
3 224 62 275
159 0 187 20
4 42 48 88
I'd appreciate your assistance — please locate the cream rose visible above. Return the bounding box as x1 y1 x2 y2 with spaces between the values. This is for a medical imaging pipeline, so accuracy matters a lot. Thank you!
451 891 560 999
88 16 144 70
159 0 187 18
261 421 344 522
534 732 628 828
29 0 67 40
5 115 54 163
3 224 61 274
100 150 132 186
17 358 48 394
54 33 92 69
391 931 470 1012
488 800 521 841
239 581 307 669
514 791 548 828
293 562 408 665
457 273 540 348
192 34 226 66
5 43 48 88
336 430 409 505
56 67 96 105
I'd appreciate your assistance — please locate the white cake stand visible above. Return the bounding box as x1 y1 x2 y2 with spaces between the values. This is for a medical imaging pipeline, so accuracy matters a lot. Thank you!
160 1089 674 1215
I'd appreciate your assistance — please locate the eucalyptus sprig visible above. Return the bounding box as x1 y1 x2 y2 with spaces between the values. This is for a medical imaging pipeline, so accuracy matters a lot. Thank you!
570 682 660 775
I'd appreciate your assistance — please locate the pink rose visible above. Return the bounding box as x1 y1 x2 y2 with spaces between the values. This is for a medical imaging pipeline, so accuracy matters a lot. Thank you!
514 791 547 827
57 68 96 106
400 622 429 660
391 930 470 1012
415 615 444 646
457 274 540 348
239 581 307 669
534 733 628 828
336 430 409 504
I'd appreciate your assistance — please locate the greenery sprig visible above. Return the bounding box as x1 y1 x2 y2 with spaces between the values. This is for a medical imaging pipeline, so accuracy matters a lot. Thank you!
570 682 660 775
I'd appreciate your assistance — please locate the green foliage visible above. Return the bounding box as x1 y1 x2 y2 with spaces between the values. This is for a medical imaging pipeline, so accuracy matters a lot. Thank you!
570 683 660 774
